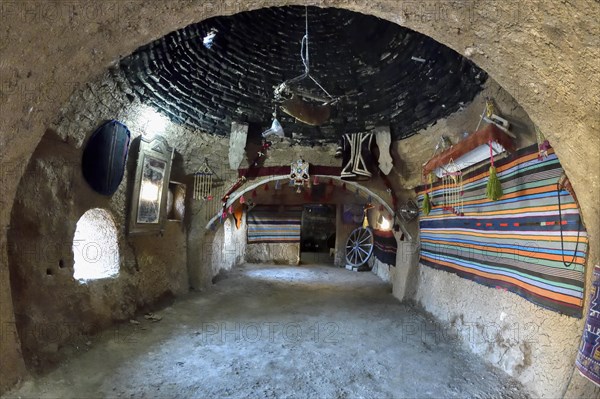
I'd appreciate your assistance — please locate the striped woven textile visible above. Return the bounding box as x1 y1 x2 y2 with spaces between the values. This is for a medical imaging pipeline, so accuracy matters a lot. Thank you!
247 205 303 244
416 144 588 317
575 264 600 386
373 229 397 266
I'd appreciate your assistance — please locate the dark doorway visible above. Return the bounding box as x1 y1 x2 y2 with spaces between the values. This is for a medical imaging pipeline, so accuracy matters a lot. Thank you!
300 204 336 264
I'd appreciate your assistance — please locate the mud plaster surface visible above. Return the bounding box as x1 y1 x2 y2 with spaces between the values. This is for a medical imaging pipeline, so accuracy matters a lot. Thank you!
5 264 528 399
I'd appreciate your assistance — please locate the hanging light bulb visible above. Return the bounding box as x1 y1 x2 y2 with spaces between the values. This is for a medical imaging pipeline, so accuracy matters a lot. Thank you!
262 108 285 138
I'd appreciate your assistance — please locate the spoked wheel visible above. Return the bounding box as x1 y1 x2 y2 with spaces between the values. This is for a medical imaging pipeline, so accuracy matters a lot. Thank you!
345 227 374 266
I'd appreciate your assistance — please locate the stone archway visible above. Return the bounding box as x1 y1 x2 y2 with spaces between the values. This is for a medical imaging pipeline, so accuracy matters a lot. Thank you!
1 0 598 393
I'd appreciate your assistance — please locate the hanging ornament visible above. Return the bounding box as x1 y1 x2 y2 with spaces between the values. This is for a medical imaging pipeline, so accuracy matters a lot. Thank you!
422 193 431 216
228 205 233 214
378 204 384 212
535 124 551 161
252 189 257 198
313 175 319 185
442 160 464 215
362 202 374 229
486 140 503 201
264 183 269 191
239 195 246 204
422 173 433 216
193 159 216 200
275 180 281 190
289 159 310 193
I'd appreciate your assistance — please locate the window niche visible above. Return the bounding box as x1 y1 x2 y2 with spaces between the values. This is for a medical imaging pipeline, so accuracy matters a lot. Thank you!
73 208 120 282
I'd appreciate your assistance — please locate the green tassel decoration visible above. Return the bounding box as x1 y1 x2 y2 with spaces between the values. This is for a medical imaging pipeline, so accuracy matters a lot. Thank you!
486 166 503 201
422 192 431 215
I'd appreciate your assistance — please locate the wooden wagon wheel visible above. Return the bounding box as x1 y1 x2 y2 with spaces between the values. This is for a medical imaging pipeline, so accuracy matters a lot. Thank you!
345 227 374 266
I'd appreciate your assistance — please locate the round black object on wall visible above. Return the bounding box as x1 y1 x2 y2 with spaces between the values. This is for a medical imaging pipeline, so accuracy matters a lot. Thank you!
82 120 131 196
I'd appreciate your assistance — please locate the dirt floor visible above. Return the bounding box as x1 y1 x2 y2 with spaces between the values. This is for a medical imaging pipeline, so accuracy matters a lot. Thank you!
4 264 530 398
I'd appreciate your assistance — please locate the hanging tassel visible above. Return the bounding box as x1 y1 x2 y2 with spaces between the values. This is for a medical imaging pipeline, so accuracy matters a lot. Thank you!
252 189 257 198
422 192 431 216
264 183 269 191
362 212 369 228
486 140 503 201
422 172 433 215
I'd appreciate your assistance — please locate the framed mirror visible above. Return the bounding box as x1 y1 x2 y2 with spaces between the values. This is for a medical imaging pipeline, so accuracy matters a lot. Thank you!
129 134 174 235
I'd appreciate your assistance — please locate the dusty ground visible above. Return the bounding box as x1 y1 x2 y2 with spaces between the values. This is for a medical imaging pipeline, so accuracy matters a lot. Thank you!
4 264 529 399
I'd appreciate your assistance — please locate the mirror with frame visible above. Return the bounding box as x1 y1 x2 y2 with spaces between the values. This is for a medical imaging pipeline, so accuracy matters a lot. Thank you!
129 134 174 235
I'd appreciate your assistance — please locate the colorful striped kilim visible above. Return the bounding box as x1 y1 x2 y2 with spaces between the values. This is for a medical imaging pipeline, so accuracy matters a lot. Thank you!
247 205 303 244
373 229 397 266
576 264 600 386
416 144 588 317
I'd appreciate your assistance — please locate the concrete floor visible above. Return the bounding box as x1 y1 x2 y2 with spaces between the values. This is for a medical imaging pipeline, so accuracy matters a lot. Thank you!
5 264 529 398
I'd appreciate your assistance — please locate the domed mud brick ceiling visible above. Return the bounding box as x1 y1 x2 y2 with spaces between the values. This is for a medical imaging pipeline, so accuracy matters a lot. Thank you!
120 6 487 144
